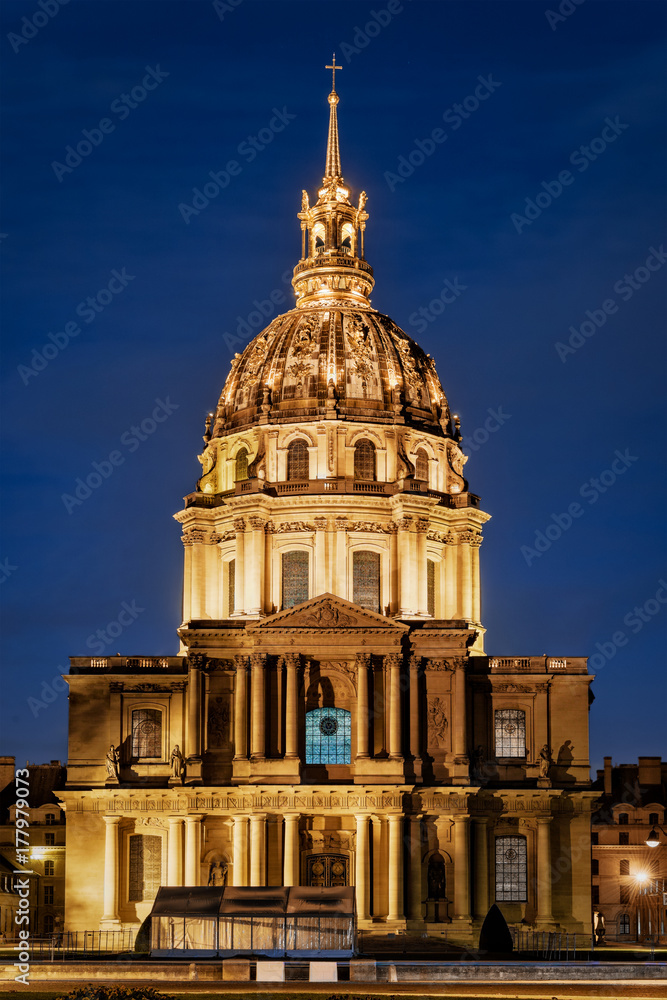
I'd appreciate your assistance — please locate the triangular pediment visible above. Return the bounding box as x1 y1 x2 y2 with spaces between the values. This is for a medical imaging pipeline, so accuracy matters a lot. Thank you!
247 593 408 632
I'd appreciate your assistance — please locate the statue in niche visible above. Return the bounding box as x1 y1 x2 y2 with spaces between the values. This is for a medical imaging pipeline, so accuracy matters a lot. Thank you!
427 853 447 900
170 745 184 780
538 744 552 778
469 745 486 783
427 697 448 748
208 697 230 748
207 861 228 887
105 746 120 781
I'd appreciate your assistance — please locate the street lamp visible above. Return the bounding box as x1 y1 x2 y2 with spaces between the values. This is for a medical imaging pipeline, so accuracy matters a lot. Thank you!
646 824 667 848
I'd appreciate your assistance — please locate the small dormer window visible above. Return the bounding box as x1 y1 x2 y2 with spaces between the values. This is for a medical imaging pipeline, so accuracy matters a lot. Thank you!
618 813 629 825
45 813 56 825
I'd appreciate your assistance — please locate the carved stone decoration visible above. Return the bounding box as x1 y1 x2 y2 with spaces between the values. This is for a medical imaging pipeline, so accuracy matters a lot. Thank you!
187 654 206 671
415 518 430 533
495 683 530 693
458 529 482 547
446 440 469 493
233 518 246 532
427 697 448 748
347 521 392 533
207 697 230 748
314 516 328 530
249 517 266 530
423 659 453 672
233 654 249 673
301 603 357 627
136 816 167 829
276 521 315 532
319 660 357 689
395 516 413 532
207 861 228 886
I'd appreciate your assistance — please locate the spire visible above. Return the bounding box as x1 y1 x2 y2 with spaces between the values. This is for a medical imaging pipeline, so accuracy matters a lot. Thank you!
324 54 343 179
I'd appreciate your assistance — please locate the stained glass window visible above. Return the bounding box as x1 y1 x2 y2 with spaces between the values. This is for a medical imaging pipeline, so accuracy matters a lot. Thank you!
352 550 380 612
235 448 248 482
287 439 309 481
354 439 375 481
305 708 351 764
427 559 435 617
494 708 526 758
281 551 309 609
227 559 235 616
129 834 162 902
495 835 527 901
132 709 162 758
415 448 429 482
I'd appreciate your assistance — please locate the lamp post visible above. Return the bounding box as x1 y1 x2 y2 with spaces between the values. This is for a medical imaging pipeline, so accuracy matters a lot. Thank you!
645 824 667 848
636 825 667 945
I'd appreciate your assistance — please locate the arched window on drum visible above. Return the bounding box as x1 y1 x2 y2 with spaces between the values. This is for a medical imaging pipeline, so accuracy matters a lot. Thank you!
354 439 376 481
415 448 429 483
235 448 248 482
287 439 309 481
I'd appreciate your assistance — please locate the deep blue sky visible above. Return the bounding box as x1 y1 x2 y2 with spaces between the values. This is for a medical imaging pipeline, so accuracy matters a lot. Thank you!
1 0 665 775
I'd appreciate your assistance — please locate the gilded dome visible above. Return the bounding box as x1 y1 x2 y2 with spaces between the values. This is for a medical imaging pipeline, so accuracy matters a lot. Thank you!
211 307 454 439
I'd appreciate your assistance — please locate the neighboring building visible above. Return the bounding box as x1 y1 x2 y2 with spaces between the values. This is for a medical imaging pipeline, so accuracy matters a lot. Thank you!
58 70 596 946
0 756 66 938
591 755 667 943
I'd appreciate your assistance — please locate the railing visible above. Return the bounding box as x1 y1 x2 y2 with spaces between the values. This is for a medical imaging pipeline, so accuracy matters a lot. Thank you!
29 929 137 959
489 657 532 671
509 928 578 959
72 656 184 673
547 658 567 669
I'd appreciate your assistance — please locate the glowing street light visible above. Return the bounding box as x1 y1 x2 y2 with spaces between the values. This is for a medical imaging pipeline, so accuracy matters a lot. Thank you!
646 825 666 848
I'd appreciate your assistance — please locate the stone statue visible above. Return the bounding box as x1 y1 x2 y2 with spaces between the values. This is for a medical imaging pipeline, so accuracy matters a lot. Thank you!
207 861 228 887
301 189 309 212
427 697 448 748
105 746 120 781
469 744 486 783
538 744 552 778
170 745 184 779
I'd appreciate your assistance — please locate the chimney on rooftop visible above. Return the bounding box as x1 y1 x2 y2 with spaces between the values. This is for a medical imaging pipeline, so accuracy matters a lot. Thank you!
604 756 612 795
637 756 662 786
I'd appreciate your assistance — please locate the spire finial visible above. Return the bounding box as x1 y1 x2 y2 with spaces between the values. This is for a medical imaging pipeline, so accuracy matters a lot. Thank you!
324 54 343 179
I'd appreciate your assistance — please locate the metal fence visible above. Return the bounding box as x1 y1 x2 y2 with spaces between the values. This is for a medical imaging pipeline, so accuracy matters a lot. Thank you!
509 928 578 959
29 929 137 959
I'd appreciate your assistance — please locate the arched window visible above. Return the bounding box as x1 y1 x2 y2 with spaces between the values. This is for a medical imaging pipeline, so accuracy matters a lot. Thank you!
618 813 628 825
494 709 526 758
495 835 527 901
427 852 447 900
619 913 630 935
235 448 248 482
354 439 375 481
281 551 309 609
427 559 436 617
128 834 162 902
305 708 351 764
132 709 162 758
415 448 429 482
287 439 309 481
353 550 380 612
45 813 56 825
227 559 235 616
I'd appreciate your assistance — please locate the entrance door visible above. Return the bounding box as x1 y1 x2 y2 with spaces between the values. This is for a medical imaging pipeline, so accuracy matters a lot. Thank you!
305 853 349 887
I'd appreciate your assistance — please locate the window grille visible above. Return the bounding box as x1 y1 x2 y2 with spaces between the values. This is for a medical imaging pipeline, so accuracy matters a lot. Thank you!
44 860 55 876
619 885 629 903
619 832 629 845
353 439 375 481
620 859 629 875
415 448 429 482
129 834 162 902
235 448 248 482
495 835 527 902
305 708 351 764
352 550 380 612
44 885 54 905
281 551 309 609
227 559 235 616
618 813 628 825
494 709 526 758
45 813 56 825
619 913 630 934
287 439 309 481
427 559 436 616
132 709 162 758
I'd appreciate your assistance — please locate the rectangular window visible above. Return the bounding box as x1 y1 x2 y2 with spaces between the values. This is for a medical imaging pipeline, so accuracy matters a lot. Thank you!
44 860 55 876
131 709 162 758
494 709 526 758
427 560 435 617
45 813 56 825
281 551 309 610
227 559 235 616
352 550 380 612
619 832 629 845
128 834 162 902
591 859 599 875
495 835 527 902
591 832 599 845
620 859 629 875
45 833 55 845
44 885 54 904
619 885 629 903
592 885 599 904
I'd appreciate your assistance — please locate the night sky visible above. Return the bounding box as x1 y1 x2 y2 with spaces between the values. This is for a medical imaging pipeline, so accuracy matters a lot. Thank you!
1 0 665 775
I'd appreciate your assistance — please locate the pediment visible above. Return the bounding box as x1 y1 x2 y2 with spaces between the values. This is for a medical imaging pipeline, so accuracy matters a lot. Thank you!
247 594 408 632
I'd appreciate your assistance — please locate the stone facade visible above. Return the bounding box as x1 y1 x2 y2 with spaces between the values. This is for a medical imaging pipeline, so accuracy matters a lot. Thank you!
58 72 596 945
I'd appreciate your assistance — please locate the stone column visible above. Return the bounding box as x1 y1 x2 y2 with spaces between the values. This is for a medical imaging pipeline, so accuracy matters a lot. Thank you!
334 516 347 598
167 817 184 887
284 654 299 759
245 517 266 616
186 654 203 759
232 815 247 887
458 534 473 620
453 660 467 761
233 655 248 759
314 517 327 595
283 813 300 886
444 538 458 618
250 653 266 760
536 817 553 924
355 653 370 760
371 816 385 918
409 656 421 761
232 517 245 615
184 815 203 886
397 516 414 615
409 815 423 922
355 814 370 920
387 814 404 921
473 817 489 919
416 518 429 615
387 655 402 759
453 816 471 921
101 816 121 925
250 813 266 887
470 534 482 622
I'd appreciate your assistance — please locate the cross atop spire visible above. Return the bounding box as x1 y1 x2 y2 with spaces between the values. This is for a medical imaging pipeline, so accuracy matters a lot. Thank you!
325 54 343 92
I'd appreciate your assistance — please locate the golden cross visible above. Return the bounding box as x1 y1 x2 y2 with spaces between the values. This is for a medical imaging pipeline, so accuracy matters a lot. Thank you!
326 54 343 91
